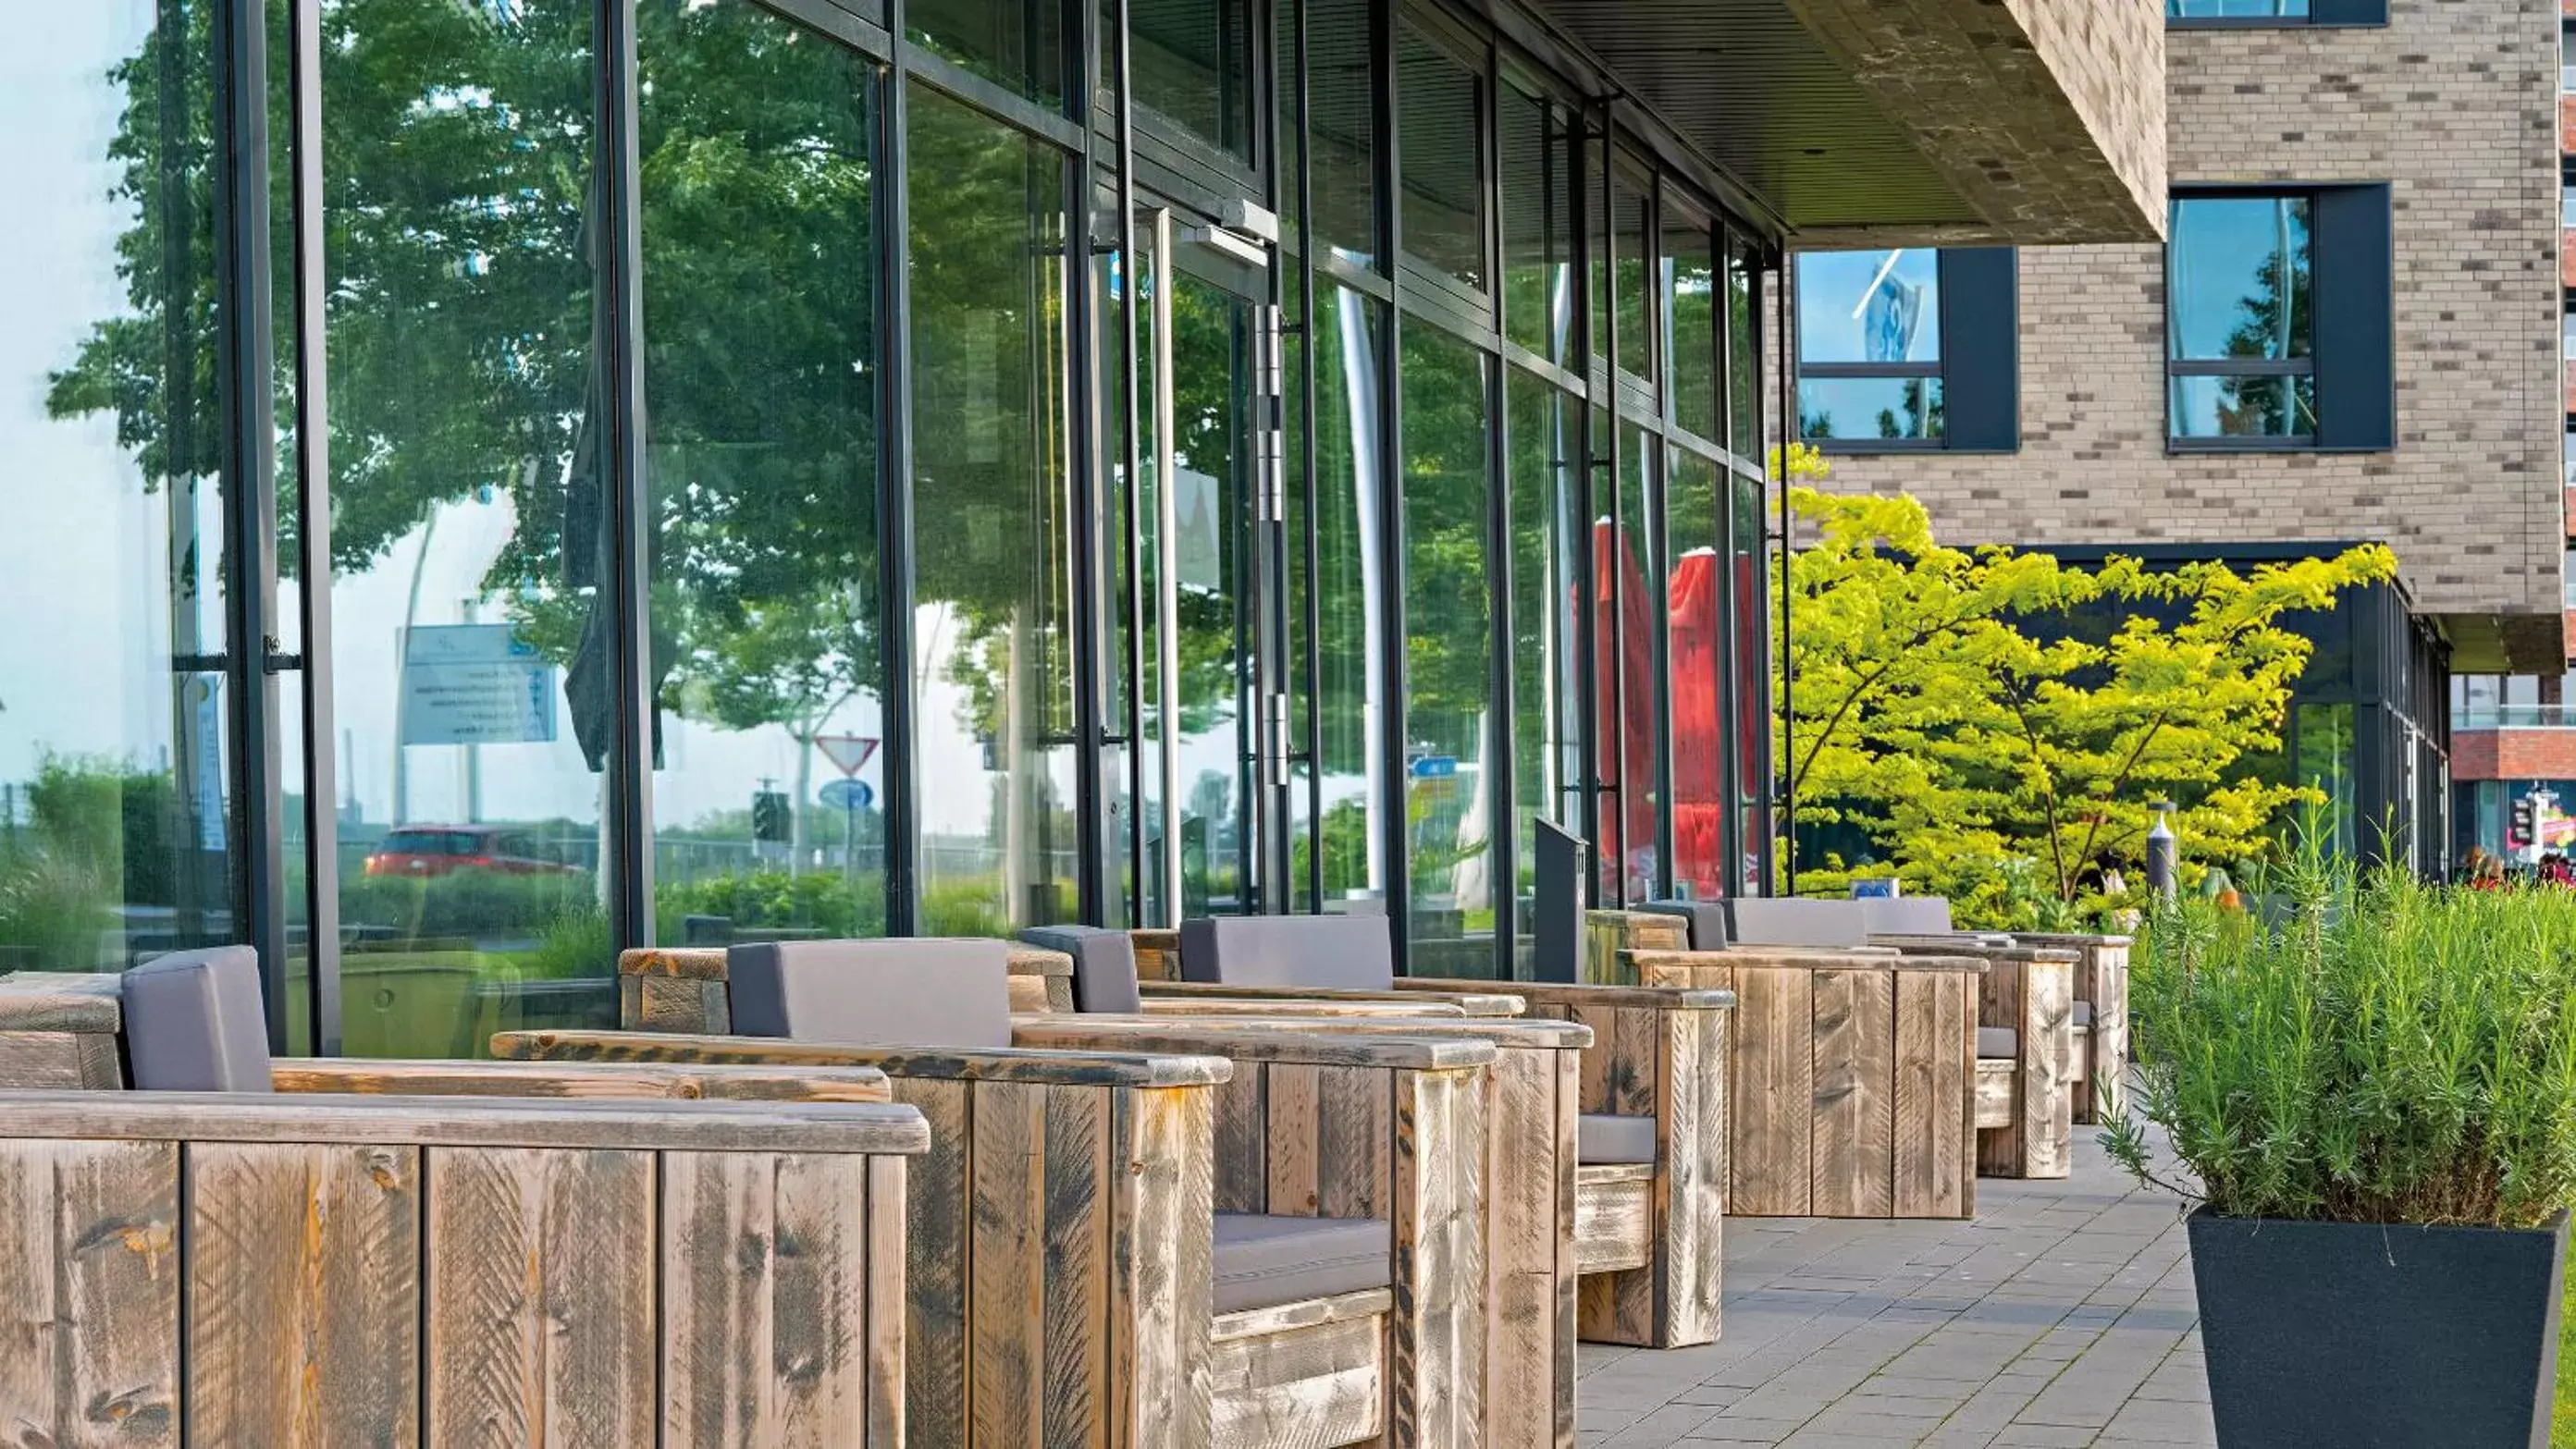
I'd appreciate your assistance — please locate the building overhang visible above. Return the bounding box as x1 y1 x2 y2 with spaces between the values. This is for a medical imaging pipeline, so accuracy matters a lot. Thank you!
1528 0 2167 246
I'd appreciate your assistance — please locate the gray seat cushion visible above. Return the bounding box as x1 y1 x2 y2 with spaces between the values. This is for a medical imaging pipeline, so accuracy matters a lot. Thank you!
730 939 1013 1050
122 946 273 1093
1636 901 1729 951
1179 915 1395 992
1977 1025 2020 1059
1725 898 1873 948
1213 1213 1390 1315
1857 897 1954 936
1578 1112 1658 1165
2071 1000 2095 1028
1019 925 1142 1014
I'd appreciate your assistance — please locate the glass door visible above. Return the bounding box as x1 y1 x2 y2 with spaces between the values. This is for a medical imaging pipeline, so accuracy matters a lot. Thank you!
1131 202 1287 924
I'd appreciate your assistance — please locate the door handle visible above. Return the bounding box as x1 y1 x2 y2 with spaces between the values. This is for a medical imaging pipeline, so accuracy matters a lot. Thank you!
1149 208 1184 925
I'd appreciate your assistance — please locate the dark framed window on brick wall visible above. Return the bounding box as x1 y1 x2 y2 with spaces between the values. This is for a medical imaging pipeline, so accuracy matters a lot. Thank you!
2166 186 2392 451
1793 246 2017 453
2165 0 2387 28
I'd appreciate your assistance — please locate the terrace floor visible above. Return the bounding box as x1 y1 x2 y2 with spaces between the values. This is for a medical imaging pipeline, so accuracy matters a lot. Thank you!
1576 1131 2213 1449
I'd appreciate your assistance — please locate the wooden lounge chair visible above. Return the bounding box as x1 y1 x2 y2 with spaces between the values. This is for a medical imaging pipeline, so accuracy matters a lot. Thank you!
0 1087 923 1443
1869 937 2077 1180
1580 907 1988 1218
619 938 1078 1032
1136 914 1735 1355
499 937 1497 1449
1129 923 1529 1015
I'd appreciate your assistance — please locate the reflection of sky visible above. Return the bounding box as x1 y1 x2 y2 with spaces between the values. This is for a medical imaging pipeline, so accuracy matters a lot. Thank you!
0 5 204 801
1796 250 1940 362
2169 197 2307 360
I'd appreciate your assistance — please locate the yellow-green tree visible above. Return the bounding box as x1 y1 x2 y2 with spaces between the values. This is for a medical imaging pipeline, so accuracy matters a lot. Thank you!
1778 476 2395 918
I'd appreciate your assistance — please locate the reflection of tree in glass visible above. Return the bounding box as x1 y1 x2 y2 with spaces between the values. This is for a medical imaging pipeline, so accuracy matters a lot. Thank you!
2215 242 2311 436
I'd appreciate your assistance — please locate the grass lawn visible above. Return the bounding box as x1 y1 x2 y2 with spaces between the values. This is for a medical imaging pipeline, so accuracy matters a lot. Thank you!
2559 1266 2575 1445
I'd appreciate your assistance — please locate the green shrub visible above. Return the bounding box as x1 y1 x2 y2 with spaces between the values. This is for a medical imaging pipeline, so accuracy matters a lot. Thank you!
340 871 598 939
653 868 887 939
2105 844 2576 1229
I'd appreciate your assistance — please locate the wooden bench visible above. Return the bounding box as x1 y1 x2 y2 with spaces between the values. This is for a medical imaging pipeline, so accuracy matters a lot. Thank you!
503 938 1497 1449
0 1089 924 1443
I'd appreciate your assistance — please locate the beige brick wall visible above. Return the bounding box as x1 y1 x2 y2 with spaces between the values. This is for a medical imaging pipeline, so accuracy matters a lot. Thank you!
1802 0 2564 668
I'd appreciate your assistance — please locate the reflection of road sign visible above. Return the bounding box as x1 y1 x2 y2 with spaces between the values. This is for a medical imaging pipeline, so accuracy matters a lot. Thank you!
1409 755 1457 780
820 779 875 812
816 734 879 778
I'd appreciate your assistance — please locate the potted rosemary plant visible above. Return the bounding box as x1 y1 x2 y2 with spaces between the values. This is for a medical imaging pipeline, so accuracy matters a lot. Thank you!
2106 852 2576 1448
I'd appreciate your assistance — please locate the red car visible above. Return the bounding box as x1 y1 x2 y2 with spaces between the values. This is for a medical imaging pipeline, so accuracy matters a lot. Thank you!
363 826 576 878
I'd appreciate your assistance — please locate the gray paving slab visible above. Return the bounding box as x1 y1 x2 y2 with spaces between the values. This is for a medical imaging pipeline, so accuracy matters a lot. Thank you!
1577 1130 2215 1449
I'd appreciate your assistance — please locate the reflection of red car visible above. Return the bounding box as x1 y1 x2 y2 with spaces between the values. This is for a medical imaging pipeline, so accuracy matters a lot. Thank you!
364 826 575 878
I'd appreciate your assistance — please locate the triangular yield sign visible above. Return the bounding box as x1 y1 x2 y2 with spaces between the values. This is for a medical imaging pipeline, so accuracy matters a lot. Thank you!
815 734 880 778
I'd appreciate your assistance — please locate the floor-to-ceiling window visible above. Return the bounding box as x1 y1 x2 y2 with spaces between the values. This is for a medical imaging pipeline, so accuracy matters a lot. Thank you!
643 1 888 948
0 0 1786 1025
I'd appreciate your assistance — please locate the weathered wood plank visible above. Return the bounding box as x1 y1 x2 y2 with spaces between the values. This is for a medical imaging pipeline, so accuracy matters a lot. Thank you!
1207 1297 1388 1449
1389 1065 1482 1449
1810 971 1894 1218
971 1081 1049 1446
1212 1062 1270 1214
426 1146 657 1445
1265 1062 1321 1216
1653 1001 1728 1347
1482 1045 1573 1449
894 1078 972 1449
661 1150 875 1446
187 1142 420 1445
866 1155 909 1448
0 1032 101 1091
1316 1066 1390 1222
1114 1085 1216 1449
272 1058 893 1102
1728 968 1812 1217
1893 971 1972 1218
1042 1085 1114 1449
1974 1060 2016 1129
2020 959 2074 1180
0 1139 180 1445
1975 956 2029 1177
1570 1169 1652 1274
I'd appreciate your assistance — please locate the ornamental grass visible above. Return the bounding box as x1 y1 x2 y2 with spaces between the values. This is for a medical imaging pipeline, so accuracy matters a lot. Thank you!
2105 841 2576 1229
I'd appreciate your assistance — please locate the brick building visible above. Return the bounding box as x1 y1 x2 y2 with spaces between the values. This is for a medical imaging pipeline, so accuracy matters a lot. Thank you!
1792 0 2563 876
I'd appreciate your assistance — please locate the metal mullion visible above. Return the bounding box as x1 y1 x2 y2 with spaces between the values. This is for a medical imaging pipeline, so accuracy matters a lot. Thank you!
758 0 894 55
212 0 290 1050
1482 28 1516 971
1069 0 1108 925
1114 0 1147 925
1773 240 1794 896
1568 102 1600 907
1800 362 1945 381
2167 358 2314 377
1377 0 1411 961
288 0 341 1053
1254 0 1294 915
1294 0 1326 915
598 0 656 951
881 35 924 934
1647 424 1675 903
1597 106 1628 907
904 48 1089 150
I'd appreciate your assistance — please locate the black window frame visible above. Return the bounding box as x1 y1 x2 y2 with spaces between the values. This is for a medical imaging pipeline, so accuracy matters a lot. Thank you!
2165 0 2386 30
1791 245 2016 456
2165 183 2392 454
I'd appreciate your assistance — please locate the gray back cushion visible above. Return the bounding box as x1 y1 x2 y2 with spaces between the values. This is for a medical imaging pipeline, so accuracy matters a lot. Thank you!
1636 901 1730 951
1180 915 1394 991
122 946 273 1093
1725 898 1873 948
1859 897 1954 935
1019 926 1142 1014
729 939 1014 1050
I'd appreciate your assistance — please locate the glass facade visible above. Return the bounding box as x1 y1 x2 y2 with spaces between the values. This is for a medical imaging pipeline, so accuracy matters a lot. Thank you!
0 0 1780 1046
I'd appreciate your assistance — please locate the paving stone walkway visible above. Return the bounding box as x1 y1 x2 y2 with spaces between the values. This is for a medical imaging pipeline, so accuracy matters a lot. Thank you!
1576 1130 2213 1448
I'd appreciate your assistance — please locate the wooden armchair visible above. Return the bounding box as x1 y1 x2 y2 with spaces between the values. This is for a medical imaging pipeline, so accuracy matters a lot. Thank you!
0 1087 923 1443
621 939 1077 1031
1130 922 1528 1015
1876 939 2077 1179
499 938 1498 1449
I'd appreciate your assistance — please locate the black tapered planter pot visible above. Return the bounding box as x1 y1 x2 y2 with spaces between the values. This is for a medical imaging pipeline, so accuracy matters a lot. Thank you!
2188 1207 2570 1448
